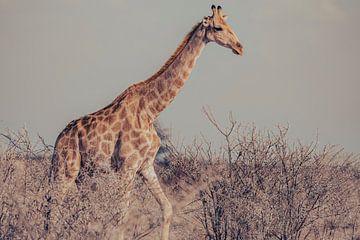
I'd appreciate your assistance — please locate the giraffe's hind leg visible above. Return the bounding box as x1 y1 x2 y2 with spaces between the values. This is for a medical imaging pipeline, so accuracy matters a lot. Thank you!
44 146 81 237
112 154 142 240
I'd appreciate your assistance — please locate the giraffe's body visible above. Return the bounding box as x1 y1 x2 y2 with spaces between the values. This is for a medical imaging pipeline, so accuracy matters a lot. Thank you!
47 5 243 240
51 22 205 184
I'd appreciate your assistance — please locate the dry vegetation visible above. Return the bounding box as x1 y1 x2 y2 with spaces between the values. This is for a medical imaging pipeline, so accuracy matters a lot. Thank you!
1 112 359 240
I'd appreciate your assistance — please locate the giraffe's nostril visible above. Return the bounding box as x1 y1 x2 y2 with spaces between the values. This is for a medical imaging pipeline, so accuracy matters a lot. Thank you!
236 42 243 49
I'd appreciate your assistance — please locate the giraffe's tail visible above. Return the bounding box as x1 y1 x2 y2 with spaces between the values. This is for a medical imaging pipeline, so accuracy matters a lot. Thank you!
43 146 59 235
48 139 61 183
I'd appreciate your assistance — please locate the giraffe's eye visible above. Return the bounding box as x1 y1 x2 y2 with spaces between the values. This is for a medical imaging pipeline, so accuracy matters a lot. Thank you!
214 26 223 32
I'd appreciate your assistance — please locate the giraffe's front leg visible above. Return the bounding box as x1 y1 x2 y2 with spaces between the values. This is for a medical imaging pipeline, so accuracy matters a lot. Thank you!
140 164 173 240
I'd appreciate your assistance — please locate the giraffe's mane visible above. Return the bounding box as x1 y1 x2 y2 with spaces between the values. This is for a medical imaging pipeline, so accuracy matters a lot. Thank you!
146 22 202 82
105 21 202 108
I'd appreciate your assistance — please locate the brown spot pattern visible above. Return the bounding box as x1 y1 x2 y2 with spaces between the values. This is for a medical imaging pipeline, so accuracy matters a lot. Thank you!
138 97 145 110
131 131 140 138
129 103 136 113
123 134 130 142
101 142 111 155
122 118 131 131
121 144 131 155
148 91 157 101
149 106 157 116
175 79 184 87
155 103 164 112
98 124 107 134
103 133 113 141
119 108 127 119
88 131 96 140
78 129 85 138
139 88 147 96
157 80 165 93
111 122 121 131
139 145 149 157
139 136 147 145
84 124 91 134
169 89 177 97
131 138 141 147
69 139 76 149
105 115 115 125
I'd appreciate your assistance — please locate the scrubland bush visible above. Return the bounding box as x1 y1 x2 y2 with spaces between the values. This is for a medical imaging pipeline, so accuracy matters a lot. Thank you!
158 110 360 240
1 113 359 239
0 130 129 239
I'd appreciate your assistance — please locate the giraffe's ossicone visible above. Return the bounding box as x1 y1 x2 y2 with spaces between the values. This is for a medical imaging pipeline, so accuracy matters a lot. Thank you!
46 5 243 240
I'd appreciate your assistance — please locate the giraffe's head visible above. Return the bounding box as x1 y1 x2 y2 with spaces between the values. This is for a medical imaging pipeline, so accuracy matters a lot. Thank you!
202 5 244 56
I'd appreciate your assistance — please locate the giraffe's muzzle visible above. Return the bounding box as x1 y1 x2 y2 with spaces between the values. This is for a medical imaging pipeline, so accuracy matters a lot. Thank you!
232 42 244 56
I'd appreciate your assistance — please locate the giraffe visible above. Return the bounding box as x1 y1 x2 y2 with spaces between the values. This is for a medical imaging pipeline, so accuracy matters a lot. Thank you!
46 5 243 240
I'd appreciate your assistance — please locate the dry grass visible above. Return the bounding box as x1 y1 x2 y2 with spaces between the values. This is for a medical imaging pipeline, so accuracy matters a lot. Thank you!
1 115 359 239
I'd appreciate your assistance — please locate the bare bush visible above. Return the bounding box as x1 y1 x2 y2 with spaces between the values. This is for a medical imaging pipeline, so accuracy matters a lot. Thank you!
166 109 360 240
1 116 359 240
1 130 134 239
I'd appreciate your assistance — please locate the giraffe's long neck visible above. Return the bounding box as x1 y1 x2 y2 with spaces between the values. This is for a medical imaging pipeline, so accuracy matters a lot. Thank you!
141 23 206 121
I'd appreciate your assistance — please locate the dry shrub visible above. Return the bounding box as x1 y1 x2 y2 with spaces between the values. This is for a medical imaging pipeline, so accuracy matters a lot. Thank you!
1 114 360 240
1 130 133 239
157 110 360 240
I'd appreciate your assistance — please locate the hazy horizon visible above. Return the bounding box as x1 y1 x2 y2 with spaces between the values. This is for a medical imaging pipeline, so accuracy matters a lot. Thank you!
1 0 359 152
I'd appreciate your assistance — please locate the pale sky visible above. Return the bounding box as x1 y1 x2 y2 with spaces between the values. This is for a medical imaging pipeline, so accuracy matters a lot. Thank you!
0 0 359 152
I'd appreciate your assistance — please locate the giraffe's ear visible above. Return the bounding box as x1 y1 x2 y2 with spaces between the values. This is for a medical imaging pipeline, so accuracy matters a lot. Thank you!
222 15 228 20
202 16 210 27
